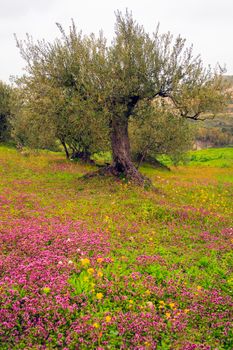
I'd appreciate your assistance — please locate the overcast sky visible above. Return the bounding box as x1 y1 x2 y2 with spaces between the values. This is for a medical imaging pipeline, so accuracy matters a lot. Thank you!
0 0 232 82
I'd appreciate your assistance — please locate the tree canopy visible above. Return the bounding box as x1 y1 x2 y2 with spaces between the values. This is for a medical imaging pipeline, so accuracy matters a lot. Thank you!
14 10 229 184
129 99 194 167
0 81 12 142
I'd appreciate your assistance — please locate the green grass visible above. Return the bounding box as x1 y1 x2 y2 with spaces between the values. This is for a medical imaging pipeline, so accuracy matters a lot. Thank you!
187 147 233 167
0 144 233 349
157 147 233 168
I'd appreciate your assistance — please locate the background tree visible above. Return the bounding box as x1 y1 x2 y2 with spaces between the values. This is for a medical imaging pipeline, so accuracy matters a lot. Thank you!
11 78 109 159
14 27 109 159
10 84 58 150
129 99 194 168
0 81 12 142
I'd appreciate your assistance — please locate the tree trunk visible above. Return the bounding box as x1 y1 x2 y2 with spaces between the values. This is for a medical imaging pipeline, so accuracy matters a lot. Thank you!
110 117 148 185
71 150 94 164
83 110 151 187
60 140 70 159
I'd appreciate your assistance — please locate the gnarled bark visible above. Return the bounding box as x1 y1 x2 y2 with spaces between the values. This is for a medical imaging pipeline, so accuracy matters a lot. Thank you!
83 116 151 186
109 117 150 185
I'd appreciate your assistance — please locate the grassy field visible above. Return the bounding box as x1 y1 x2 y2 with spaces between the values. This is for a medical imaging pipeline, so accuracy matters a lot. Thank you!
0 145 233 349
158 147 233 168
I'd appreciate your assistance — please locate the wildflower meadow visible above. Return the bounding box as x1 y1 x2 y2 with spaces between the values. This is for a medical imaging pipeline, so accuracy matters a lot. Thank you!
0 145 232 349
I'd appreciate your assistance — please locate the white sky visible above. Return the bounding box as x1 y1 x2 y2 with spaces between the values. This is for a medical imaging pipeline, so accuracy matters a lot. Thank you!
0 0 233 82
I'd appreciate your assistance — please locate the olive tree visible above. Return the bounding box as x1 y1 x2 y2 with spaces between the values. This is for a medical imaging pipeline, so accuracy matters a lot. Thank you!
0 81 12 142
14 26 109 159
101 11 228 184
16 11 228 183
129 99 194 167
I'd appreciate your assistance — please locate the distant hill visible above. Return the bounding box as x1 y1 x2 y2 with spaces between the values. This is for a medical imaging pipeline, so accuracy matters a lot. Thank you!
223 75 233 114
223 75 233 84
194 75 233 148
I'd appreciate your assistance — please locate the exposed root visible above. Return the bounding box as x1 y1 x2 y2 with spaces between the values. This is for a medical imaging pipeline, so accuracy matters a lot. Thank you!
83 165 152 188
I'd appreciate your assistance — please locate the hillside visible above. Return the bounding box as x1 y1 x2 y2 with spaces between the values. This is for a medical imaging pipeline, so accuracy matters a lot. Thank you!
0 145 232 349
194 75 233 147
223 75 233 84
224 75 233 114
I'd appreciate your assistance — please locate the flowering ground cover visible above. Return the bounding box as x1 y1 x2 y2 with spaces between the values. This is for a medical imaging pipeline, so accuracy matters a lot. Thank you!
0 145 233 349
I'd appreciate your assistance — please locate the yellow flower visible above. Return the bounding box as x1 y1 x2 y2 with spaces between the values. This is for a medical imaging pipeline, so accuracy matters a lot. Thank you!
80 258 90 267
93 323 100 329
105 315 111 323
96 292 103 300
121 255 128 261
128 299 134 304
145 289 151 295
169 302 175 309
144 341 151 347
165 312 171 319
42 287 51 294
87 268 95 275
159 300 165 309
97 257 103 264
184 309 190 313
97 270 103 278
197 285 202 291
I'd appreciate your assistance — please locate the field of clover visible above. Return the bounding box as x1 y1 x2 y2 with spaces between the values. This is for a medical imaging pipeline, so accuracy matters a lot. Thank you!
0 145 232 349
